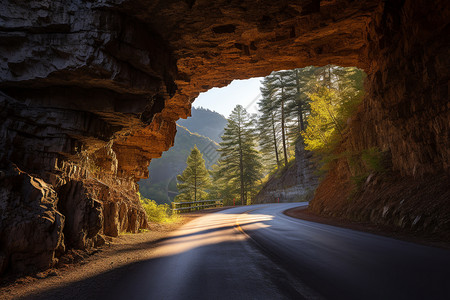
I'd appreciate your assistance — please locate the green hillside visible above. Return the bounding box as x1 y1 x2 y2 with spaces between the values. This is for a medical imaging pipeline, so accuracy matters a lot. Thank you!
177 107 227 142
138 111 224 204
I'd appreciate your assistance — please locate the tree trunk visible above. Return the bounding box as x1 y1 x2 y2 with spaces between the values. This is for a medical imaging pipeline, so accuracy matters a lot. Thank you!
239 147 244 205
238 112 245 205
280 85 288 166
195 171 198 210
327 65 332 88
299 108 304 131
271 113 280 167
295 69 305 131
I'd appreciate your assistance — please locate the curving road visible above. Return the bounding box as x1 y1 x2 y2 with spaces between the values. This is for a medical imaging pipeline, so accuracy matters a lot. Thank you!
29 203 450 300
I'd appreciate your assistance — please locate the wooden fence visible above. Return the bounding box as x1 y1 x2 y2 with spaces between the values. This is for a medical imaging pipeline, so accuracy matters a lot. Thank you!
172 199 223 213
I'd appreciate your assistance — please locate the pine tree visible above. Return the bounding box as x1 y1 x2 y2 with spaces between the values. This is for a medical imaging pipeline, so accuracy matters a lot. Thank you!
175 145 211 202
257 70 305 166
208 162 237 205
255 65 365 172
216 105 262 205
273 71 292 166
257 77 282 169
260 72 294 166
285 67 315 140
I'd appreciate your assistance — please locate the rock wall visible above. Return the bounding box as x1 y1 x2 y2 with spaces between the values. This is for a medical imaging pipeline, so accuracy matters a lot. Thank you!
309 0 450 236
254 139 318 204
0 0 448 274
0 0 176 273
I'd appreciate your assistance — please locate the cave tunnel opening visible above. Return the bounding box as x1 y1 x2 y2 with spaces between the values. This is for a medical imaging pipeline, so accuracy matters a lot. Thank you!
138 65 367 209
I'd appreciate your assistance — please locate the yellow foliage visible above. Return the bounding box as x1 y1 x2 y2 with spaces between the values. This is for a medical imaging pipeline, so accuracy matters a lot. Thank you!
302 87 342 152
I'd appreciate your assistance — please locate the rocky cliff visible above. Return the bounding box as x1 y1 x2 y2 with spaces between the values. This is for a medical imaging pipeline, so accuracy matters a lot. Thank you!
254 139 318 204
0 0 448 274
309 0 450 237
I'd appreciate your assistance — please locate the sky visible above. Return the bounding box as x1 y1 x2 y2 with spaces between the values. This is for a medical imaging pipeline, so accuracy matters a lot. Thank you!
193 77 263 118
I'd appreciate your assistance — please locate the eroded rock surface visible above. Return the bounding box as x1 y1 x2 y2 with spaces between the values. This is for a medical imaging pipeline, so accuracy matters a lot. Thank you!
0 166 64 274
254 139 318 203
0 0 449 274
310 0 450 235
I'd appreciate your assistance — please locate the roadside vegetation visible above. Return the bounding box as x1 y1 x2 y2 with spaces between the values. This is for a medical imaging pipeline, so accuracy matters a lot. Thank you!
139 193 180 224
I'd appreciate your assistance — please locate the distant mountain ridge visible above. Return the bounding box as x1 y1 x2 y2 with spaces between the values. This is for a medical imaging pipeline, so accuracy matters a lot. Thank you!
139 108 226 204
177 107 227 142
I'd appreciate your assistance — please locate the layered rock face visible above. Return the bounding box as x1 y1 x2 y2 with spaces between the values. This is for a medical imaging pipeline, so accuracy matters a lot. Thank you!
0 0 174 273
310 0 450 236
254 139 318 204
0 0 448 274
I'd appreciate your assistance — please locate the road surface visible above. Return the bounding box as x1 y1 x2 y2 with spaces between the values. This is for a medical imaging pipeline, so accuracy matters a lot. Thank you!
28 203 450 299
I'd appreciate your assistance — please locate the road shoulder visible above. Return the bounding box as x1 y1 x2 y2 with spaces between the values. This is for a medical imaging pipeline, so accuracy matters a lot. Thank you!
284 206 450 249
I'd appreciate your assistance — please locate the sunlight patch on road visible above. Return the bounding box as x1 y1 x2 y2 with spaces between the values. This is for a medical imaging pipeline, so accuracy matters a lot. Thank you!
237 213 274 229
151 213 274 258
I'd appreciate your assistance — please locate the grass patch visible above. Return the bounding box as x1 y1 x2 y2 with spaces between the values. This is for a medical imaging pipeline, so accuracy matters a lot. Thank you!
361 147 385 173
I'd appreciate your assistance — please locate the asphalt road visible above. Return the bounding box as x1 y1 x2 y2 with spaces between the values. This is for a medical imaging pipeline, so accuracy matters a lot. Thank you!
29 203 450 300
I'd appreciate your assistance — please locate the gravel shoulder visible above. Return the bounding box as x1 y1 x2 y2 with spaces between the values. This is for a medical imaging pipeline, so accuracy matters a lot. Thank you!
0 208 227 300
285 205 450 249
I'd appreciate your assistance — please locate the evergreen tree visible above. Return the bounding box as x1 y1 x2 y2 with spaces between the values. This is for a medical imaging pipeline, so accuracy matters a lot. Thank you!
281 75 290 165
255 65 365 174
208 162 237 205
259 72 294 166
257 69 308 168
285 67 316 141
257 77 282 169
175 145 210 202
302 86 342 152
215 105 262 205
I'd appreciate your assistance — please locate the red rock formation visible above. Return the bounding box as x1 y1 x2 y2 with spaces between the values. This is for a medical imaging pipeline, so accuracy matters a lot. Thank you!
310 0 450 235
0 0 448 274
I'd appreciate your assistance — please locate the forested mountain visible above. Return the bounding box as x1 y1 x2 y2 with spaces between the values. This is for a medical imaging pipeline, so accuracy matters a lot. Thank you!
177 107 227 142
139 108 225 204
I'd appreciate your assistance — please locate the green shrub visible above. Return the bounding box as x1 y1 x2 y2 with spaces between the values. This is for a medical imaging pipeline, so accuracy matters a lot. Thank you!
348 147 386 196
351 174 368 188
138 193 179 224
361 147 385 173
